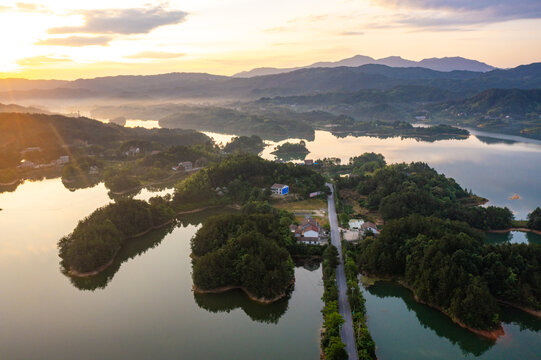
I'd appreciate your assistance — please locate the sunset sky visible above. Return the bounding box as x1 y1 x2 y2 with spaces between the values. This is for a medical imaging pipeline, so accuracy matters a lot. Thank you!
1 0 540 79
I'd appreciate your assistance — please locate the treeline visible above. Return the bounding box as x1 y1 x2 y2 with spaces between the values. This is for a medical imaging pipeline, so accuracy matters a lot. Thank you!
223 135 265 154
528 207 541 230
191 210 295 300
101 143 219 193
271 141 309 156
58 198 175 273
320 245 348 360
337 154 514 230
342 241 376 359
0 113 209 169
358 215 541 330
174 153 327 208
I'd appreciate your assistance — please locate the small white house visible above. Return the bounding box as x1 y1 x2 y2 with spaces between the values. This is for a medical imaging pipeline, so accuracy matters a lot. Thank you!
179 161 193 171
270 183 289 195
57 155 70 165
303 225 319 239
349 219 364 231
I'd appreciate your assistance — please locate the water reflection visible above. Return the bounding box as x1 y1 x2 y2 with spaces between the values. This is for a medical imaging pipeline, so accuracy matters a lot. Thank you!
485 231 541 245
475 136 518 146
62 176 101 191
193 261 321 324
66 223 176 290
64 208 238 291
366 282 495 356
365 281 541 358
194 288 291 324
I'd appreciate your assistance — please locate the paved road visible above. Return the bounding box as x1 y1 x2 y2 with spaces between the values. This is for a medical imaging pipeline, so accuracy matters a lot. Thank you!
326 183 358 360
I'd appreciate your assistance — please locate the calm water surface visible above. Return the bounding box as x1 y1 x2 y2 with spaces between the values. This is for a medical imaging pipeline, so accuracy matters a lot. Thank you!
363 282 541 360
0 179 323 359
204 130 541 220
2 128 541 359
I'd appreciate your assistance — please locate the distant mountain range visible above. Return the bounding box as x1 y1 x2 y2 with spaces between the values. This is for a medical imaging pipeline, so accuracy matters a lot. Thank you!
233 55 496 78
0 62 540 102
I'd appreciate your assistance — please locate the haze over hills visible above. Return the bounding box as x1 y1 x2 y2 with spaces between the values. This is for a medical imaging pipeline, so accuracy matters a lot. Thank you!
233 55 496 78
1 62 540 102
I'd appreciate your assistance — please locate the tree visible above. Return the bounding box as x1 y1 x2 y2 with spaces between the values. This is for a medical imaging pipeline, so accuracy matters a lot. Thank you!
527 207 541 230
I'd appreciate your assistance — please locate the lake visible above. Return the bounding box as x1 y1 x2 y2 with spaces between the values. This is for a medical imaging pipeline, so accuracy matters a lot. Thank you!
1 128 540 359
204 129 541 220
0 179 323 360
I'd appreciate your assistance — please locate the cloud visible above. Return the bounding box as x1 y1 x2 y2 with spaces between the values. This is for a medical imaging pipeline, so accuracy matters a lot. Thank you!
371 0 541 26
17 55 71 66
125 51 185 59
36 36 112 47
16 3 39 11
339 31 364 36
0 3 49 13
48 6 188 35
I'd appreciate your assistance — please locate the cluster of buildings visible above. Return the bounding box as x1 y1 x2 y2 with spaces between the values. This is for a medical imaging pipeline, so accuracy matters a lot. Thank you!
290 217 322 245
18 155 70 170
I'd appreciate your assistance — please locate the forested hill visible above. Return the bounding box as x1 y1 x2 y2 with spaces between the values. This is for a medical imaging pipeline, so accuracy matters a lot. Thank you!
434 89 541 119
0 113 209 149
0 113 209 169
1 63 541 100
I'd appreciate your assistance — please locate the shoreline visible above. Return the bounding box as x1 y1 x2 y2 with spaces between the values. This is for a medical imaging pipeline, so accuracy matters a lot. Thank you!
361 273 505 340
192 281 292 304
487 228 541 236
67 205 227 278
498 300 541 320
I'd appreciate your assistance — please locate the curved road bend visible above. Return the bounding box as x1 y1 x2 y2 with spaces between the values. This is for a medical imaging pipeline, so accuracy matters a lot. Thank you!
326 183 358 360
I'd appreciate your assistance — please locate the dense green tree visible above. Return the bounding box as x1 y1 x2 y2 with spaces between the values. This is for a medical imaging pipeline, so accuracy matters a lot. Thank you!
527 207 541 230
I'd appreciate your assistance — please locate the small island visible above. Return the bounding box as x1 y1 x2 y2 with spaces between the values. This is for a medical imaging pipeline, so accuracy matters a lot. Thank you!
326 119 469 141
271 141 309 159
191 211 295 302
223 135 265 154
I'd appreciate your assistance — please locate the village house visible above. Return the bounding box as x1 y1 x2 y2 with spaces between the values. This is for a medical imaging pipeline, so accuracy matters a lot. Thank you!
89 166 99 175
361 221 379 236
125 147 140 157
304 159 314 166
348 219 364 231
56 155 70 165
270 183 289 195
18 160 35 169
290 217 321 245
179 161 193 171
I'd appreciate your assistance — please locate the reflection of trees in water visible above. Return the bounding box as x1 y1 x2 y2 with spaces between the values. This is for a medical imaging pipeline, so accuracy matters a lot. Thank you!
499 304 541 333
485 232 541 246
475 136 517 146
66 223 175 290
65 207 239 291
331 132 467 143
294 258 321 271
62 176 100 192
366 282 494 357
193 287 292 324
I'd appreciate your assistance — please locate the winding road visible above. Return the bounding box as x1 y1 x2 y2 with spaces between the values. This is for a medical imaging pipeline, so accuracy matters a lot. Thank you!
326 183 358 360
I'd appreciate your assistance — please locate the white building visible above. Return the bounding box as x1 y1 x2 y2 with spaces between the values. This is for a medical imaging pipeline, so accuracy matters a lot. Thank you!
348 219 364 231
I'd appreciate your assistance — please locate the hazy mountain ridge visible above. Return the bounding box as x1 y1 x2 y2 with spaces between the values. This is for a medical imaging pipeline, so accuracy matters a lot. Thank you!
0 63 540 102
233 55 496 77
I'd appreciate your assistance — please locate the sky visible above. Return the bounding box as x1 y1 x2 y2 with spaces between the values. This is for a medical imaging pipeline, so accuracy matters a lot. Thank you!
0 0 540 79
